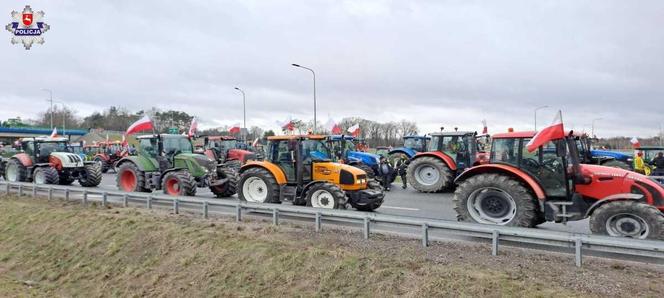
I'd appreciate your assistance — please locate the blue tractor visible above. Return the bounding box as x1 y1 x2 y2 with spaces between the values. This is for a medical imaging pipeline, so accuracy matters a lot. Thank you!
387 135 430 165
326 135 391 181
574 134 632 169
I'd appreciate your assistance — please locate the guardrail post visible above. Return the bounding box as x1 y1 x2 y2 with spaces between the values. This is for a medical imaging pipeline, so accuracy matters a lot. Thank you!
123 194 128 207
31 185 37 197
272 209 279 226
363 217 370 240
315 212 321 232
83 191 88 205
421 223 429 247
235 205 242 222
147 196 152 209
203 201 209 219
65 189 70 201
48 188 53 200
173 199 179 215
102 192 108 207
575 238 583 267
18 185 23 197
492 230 499 256
5 183 10 194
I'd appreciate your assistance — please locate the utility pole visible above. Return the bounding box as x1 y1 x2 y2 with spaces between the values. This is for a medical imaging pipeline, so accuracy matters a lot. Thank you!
292 64 317 133
591 118 602 138
234 87 247 141
42 88 53 129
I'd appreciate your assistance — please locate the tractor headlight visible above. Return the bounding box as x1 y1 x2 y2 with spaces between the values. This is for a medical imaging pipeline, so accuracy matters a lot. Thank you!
627 158 633 162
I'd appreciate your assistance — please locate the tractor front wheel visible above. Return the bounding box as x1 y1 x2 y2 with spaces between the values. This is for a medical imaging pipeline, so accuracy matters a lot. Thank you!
94 156 110 173
306 182 347 209
117 162 148 192
238 167 280 203
210 167 238 198
162 171 197 196
407 156 452 192
454 173 539 227
590 201 664 240
4 159 27 182
33 166 60 185
79 163 102 187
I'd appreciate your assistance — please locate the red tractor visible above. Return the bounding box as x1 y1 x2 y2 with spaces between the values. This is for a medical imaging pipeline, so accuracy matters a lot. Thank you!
90 141 128 173
407 131 489 192
202 136 256 171
454 130 664 239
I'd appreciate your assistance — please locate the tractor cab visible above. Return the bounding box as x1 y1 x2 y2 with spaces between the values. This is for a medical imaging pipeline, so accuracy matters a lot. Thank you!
387 135 431 165
136 134 194 171
427 131 479 171
202 136 255 167
266 135 333 182
21 137 72 163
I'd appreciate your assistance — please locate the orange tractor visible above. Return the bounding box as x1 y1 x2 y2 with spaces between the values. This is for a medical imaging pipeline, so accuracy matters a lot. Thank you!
454 130 664 239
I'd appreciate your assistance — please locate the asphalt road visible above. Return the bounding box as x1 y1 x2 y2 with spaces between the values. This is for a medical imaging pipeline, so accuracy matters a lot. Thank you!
95 173 591 234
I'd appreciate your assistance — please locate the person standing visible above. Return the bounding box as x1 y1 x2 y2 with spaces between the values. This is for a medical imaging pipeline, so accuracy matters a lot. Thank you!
634 152 646 174
650 152 664 176
378 156 393 191
395 157 409 189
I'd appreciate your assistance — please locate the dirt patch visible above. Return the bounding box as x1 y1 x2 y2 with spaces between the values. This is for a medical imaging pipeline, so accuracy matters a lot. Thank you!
0 196 662 297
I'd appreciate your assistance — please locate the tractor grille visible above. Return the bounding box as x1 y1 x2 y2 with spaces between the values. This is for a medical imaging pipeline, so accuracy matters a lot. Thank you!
66 154 82 163
340 169 355 185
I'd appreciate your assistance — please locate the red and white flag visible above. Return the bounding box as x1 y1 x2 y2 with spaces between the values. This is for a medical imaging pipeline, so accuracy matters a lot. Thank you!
630 137 640 149
50 127 58 138
347 123 360 137
481 119 488 134
526 110 565 152
229 123 241 134
325 118 342 134
121 134 128 146
252 138 260 147
277 116 294 131
188 118 198 137
126 115 153 135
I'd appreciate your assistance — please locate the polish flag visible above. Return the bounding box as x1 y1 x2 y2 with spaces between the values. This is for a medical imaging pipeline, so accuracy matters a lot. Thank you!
277 117 294 131
188 118 198 137
229 123 241 134
481 119 488 134
126 115 153 135
630 137 640 149
50 127 58 138
252 138 260 147
347 123 360 137
325 118 342 134
526 110 565 152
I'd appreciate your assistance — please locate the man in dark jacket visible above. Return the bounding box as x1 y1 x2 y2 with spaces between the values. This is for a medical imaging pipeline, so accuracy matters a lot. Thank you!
378 156 393 191
651 152 664 176
395 157 409 189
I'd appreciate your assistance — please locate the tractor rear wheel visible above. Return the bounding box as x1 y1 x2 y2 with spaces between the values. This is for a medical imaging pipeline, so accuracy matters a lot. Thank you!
238 167 280 203
590 201 664 240
352 162 375 179
388 152 408 167
117 162 148 192
33 166 60 185
162 171 197 196
454 173 539 227
407 156 452 192
79 163 102 187
94 156 110 173
5 159 27 182
306 182 347 209
601 160 631 170
210 167 238 198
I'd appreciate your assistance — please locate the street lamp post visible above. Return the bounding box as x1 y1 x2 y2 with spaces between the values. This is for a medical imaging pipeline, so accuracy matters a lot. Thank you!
291 63 317 133
234 87 246 141
534 105 548 130
591 118 603 138
53 100 66 137
42 88 53 129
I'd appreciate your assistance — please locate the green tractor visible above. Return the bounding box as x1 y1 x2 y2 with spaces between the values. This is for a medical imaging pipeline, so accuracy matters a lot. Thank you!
115 134 237 197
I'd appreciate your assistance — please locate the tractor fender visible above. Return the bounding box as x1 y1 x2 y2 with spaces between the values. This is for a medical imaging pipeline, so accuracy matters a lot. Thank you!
455 164 547 200
412 151 457 171
240 161 287 185
94 153 110 161
160 167 187 183
12 153 33 167
388 148 416 159
584 193 644 217
301 180 330 199
115 156 157 172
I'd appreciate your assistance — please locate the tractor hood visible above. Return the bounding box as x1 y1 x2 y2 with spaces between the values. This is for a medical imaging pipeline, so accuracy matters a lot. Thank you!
228 148 255 162
174 153 217 177
347 151 380 166
50 152 84 168
576 164 664 205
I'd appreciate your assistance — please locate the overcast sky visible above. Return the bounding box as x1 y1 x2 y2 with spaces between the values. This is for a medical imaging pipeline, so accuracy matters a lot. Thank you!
2 0 663 137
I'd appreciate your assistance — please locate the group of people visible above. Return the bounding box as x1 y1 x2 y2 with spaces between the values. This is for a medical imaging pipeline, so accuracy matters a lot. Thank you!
376 155 409 191
634 151 664 176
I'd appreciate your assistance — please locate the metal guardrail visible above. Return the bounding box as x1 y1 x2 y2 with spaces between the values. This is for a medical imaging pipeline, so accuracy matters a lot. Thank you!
1 181 663 267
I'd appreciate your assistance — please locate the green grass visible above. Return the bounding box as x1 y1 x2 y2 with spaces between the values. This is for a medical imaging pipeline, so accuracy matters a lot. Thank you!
0 197 619 297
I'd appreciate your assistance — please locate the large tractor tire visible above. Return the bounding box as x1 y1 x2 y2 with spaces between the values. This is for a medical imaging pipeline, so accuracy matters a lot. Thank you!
162 171 197 196
589 201 664 240
4 159 28 182
117 162 149 192
94 156 110 173
352 162 375 179
33 166 60 185
388 152 408 167
454 173 540 227
224 160 242 172
210 167 238 198
79 163 102 187
238 167 280 203
601 160 631 170
305 182 347 209
407 156 452 193
353 180 384 212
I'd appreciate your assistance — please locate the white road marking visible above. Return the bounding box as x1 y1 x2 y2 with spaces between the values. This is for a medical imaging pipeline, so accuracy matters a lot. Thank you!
381 205 419 211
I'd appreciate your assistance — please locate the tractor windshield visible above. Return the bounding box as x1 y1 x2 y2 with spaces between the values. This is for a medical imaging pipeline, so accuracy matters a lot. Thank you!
162 136 193 154
302 139 331 161
429 135 469 163
404 137 425 152
36 141 69 156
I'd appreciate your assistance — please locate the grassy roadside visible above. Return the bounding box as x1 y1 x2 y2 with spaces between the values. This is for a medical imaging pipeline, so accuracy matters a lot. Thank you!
0 196 661 297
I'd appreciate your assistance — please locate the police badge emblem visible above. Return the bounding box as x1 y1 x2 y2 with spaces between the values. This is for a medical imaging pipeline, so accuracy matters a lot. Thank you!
6 5 50 50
